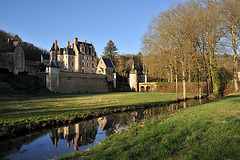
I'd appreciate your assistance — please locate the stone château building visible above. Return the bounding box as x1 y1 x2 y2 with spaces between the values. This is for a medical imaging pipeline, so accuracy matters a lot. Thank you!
49 38 97 73
46 38 111 93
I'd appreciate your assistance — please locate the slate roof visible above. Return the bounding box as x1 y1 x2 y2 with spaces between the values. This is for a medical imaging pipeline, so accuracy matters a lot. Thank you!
50 43 59 52
102 58 114 68
42 53 50 60
64 48 74 55
78 41 93 46
59 48 63 55
47 59 60 68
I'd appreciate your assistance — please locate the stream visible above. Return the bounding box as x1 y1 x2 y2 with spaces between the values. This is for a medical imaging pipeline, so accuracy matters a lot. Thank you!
0 98 212 160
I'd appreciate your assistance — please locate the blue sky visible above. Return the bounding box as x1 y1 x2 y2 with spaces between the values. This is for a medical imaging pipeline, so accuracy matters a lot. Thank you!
0 0 186 57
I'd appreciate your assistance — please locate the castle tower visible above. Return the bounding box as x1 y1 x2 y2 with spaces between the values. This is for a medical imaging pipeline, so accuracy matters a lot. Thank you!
46 40 60 92
129 63 138 91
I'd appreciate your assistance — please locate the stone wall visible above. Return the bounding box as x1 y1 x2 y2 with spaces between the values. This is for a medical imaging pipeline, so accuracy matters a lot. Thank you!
47 69 109 93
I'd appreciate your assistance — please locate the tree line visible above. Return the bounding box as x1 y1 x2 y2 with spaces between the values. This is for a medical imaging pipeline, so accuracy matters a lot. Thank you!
102 40 144 79
141 0 240 99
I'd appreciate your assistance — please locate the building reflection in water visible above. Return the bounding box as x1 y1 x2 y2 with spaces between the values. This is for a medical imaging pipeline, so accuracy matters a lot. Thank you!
49 98 210 151
50 119 98 151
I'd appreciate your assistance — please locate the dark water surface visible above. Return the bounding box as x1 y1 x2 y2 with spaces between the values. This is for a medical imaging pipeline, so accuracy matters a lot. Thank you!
0 98 211 160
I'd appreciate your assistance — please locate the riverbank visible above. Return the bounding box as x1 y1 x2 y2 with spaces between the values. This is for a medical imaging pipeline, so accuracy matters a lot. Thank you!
0 91 197 138
59 93 240 160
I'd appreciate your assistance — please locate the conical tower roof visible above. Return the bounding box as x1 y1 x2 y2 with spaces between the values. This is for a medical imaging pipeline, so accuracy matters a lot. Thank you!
130 63 137 74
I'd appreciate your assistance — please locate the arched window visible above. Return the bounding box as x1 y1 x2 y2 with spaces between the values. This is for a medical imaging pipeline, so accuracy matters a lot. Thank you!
141 86 145 92
146 86 150 92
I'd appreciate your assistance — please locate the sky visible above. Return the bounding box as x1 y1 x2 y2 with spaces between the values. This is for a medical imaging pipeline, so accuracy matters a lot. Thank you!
0 0 186 57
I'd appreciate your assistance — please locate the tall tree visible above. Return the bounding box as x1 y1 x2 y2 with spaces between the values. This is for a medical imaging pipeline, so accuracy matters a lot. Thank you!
102 40 119 65
221 0 240 91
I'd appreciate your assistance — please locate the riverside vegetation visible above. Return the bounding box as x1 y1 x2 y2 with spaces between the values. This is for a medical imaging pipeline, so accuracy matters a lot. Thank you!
59 93 240 160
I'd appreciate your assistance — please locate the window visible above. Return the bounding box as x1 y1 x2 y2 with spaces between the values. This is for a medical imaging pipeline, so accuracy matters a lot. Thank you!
82 62 84 67
82 69 85 73
72 62 74 66
92 63 94 68
87 63 89 67
82 55 84 60
92 56 94 61
87 56 89 60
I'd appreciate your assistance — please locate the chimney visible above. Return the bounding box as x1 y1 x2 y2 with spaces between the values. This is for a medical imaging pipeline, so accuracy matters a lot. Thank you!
55 40 58 58
67 41 70 48
74 37 78 45
8 38 11 46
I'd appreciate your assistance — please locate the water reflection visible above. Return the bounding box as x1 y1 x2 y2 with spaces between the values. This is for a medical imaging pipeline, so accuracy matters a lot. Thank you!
50 119 98 151
0 98 211 160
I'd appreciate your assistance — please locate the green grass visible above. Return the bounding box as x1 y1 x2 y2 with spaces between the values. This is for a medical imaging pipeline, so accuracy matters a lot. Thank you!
0 90 196 136
59 93 240 160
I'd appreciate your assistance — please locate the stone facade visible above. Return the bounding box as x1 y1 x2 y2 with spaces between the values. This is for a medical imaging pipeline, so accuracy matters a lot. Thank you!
49 38 97 74
129 64 138 91
96 57 115 82
0 39 25 75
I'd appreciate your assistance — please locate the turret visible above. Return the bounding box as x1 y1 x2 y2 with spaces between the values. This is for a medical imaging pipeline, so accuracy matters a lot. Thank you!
129 63 138 91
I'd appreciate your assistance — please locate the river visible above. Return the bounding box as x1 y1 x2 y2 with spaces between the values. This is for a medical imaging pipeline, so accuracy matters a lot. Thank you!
0 98 211 160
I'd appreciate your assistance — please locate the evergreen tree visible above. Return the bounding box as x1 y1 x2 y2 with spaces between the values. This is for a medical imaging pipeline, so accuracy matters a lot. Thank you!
102 40 119 65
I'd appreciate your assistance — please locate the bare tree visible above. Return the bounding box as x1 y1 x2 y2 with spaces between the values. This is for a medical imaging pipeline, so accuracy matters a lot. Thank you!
221 0 240 91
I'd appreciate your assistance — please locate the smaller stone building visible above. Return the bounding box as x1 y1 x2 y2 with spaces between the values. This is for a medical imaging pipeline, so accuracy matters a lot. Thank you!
96 57 116 89
96 57 115 81
0 39 25 75
129 63 147 92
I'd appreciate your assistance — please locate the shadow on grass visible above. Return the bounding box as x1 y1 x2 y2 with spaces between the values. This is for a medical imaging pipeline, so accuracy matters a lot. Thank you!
0 91 124 103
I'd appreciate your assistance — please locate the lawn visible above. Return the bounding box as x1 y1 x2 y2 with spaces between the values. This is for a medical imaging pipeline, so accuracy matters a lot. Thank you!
59 93 240 160
0 90 196 137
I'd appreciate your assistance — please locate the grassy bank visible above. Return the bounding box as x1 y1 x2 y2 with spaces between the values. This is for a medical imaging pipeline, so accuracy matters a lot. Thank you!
59 94 240 160
0 91 196 138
